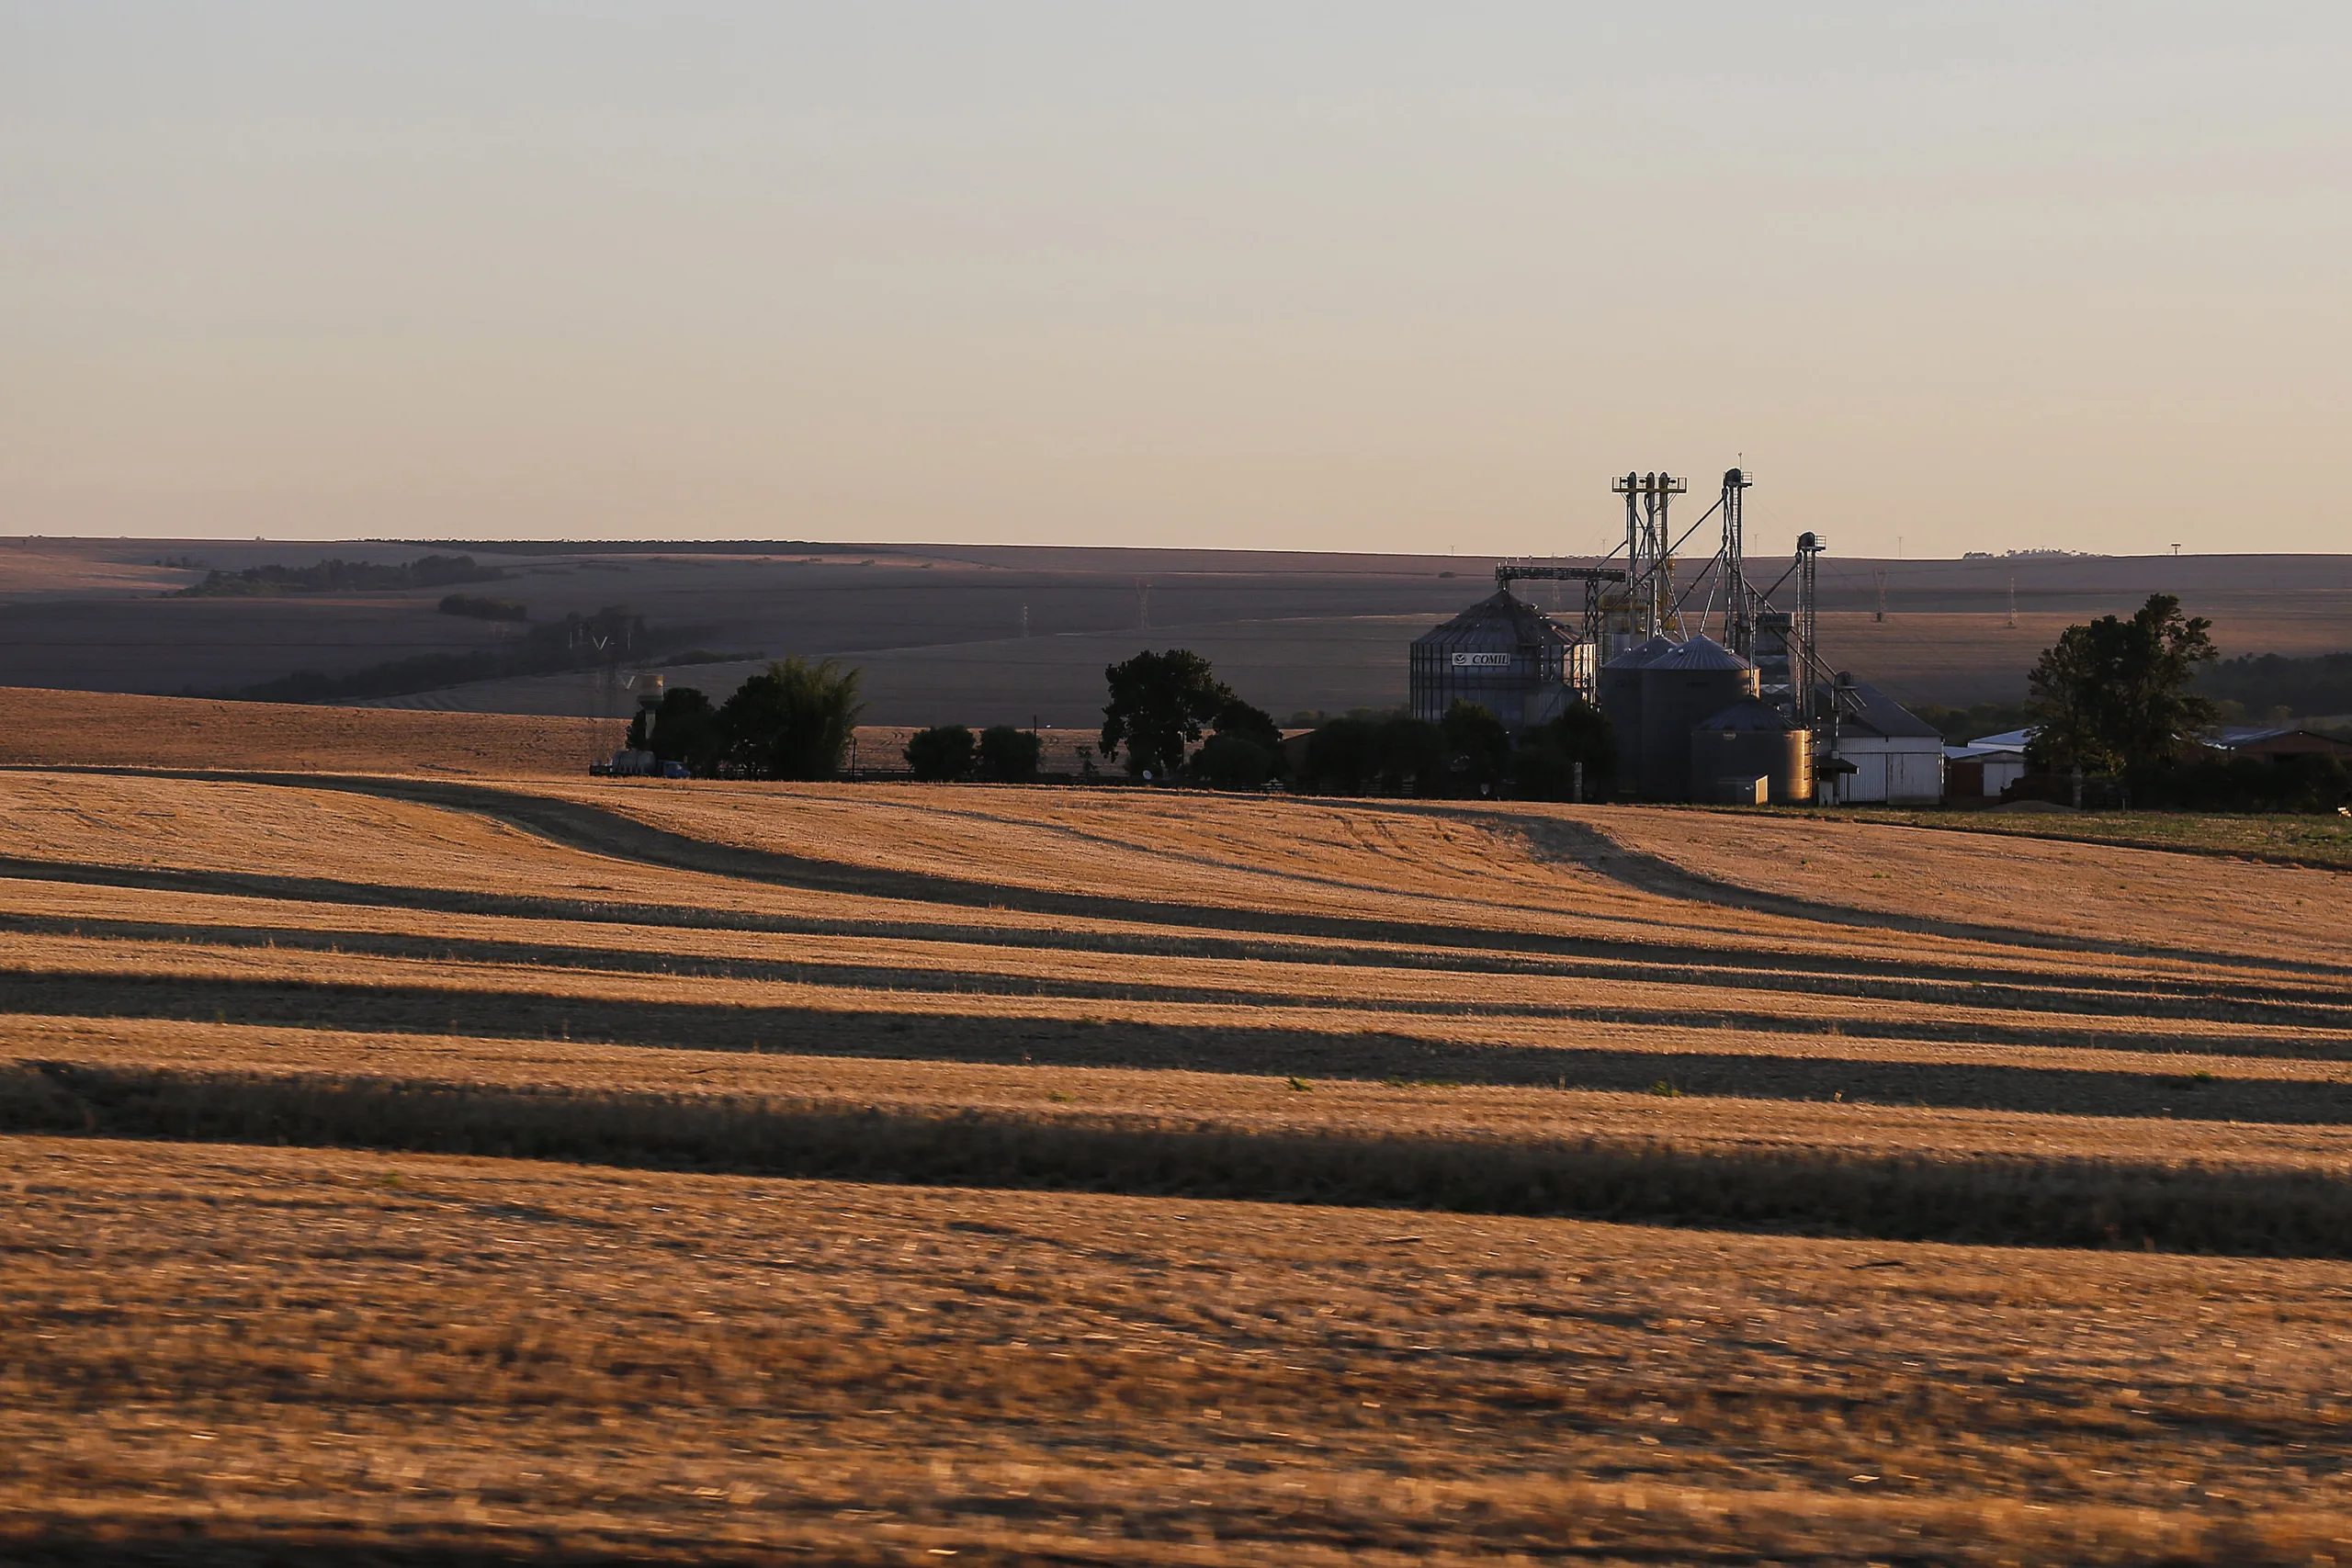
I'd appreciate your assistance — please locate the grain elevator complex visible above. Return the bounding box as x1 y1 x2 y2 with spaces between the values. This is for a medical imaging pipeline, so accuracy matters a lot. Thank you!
1408 467 1941 804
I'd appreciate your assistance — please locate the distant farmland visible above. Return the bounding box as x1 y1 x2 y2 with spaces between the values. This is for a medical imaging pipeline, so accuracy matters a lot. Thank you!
3 536 2346 719
361 603 2352 726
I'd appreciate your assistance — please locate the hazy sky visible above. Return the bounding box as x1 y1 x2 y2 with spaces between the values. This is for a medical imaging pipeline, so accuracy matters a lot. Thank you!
4 3 2346 558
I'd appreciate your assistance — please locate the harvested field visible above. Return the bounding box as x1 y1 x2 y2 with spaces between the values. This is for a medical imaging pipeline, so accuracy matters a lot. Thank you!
12 1138 2352 1566
4 758 2351 1562
1592 805 2352 967
6 685 609 777
1857 805 2352 874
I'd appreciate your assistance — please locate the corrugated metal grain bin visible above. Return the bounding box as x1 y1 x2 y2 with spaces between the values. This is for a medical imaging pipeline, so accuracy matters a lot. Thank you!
1596 634 1676 792
1691 696 1813 805
1713 773 1770 806
1409 589 1580 738
1636 637 1759 800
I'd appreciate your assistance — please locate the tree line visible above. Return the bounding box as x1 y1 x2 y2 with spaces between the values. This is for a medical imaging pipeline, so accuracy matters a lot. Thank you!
2195 650 2352 725
627 658 865 780
236 605 739 705
176 554 505 597
2025 594 2347 811
623 604 2346 813
624 646 1619 798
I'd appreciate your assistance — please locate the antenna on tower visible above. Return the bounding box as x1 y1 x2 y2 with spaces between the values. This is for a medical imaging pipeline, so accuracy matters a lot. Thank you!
1796 531 1825 724
571 615 628 768
1611 469 1689 638
1720 467 1754 657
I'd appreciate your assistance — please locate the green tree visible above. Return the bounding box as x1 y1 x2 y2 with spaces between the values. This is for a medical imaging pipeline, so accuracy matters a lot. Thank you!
1211 697 1283 754
2198 650 2352 720
1301 716 1381 794
1511 701 1617 801
718 657 865 781
904 724 976 782
1100 649 1233 781
1189 697 1285 788
1440 700 1511 795
2028 594 2218 783
628 686 723 774
1191 734 1273 789
976 724 1043 784
1374 716 1449 796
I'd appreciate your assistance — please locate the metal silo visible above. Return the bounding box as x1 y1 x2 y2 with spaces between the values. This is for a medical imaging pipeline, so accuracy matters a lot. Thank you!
1597 634 1675 791
1690 696 1814 805
1409 589 1579 738
1636 636 1759 800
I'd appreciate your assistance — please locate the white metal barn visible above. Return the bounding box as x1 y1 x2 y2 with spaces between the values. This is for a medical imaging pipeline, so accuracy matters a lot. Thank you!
1945 740 2030 799
1826 683 1945 805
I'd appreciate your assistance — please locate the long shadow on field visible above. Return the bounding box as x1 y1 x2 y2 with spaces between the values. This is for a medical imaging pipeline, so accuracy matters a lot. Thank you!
347 775 2352 975
9 971 2351 1123
12 851 2345 1012
10 908 2350 1031
1508 814 2352 976
14 1061 2352 1258
51 765 2347 977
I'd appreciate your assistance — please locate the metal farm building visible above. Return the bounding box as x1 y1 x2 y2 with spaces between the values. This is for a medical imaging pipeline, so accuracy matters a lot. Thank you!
1408 590 1581 739
1396 465 1941 806
1690 695 1815 806
1821 681 1946 804
1627 636 1758 802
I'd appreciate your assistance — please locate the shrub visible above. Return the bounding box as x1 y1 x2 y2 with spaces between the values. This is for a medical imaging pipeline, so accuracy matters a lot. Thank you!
1297 713 1453 795
976 725 1043 784
2156 753 2351 814
905 725 977 783
1210 698 1284 759
1190 698 1285 788
1191 734 1273 789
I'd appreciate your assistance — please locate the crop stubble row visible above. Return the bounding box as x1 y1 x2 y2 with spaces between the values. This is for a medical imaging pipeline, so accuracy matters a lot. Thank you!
4 767 2351 1560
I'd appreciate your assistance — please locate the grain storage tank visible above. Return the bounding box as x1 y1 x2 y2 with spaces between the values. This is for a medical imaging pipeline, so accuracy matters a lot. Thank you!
1636 636 1758 800
1690 696 1814 805
1408 589 1579 738
1596 634 1675 790
632 673 665 737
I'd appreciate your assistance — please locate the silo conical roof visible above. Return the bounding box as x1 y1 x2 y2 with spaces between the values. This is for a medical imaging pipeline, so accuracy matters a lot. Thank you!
1696 696 1793 732
1636 635 1761 800
1602 634 1678 671
1646 634 1754 672
1413 589 1574 649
